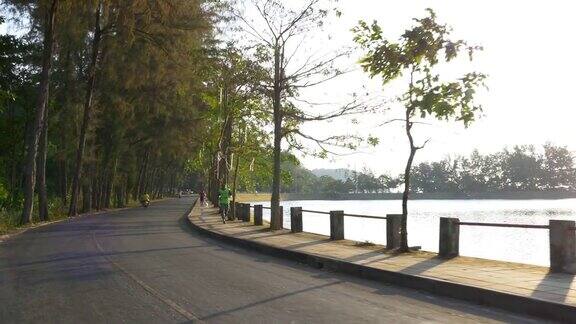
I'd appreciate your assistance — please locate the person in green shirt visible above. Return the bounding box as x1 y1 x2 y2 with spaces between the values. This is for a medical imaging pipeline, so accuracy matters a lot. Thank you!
218 184 232 223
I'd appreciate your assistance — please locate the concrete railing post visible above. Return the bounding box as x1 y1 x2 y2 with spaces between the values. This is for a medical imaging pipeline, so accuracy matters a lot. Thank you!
330 210 344 240
238 203 245 221
386 214 402 250
549 220 576 273
234 202 240 220
242 203 250 222
290 207 303 233
254 205 263 226
439 217 460 258
237 203 243 221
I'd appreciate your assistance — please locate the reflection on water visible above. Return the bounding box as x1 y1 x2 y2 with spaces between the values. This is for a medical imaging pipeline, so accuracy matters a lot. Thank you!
253 199 576 266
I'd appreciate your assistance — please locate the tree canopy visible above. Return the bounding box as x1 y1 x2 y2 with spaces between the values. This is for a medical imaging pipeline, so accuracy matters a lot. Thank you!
354 8 486 251
0 0 222 227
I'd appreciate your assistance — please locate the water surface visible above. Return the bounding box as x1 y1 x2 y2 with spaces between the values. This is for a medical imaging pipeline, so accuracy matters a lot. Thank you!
253 199 576 266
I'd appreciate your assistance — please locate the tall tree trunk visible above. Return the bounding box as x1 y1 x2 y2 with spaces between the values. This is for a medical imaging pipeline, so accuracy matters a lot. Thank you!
69 2 102 216
82 181 92 213
57 48 73 204
146 166 157 197
58 159 67 203
170 172 176 196
37 112 49 221
136 150 149 199
97 163 107 209
209 155 219 206
115 174 126 208
400 112 417 252
8 103 18 199
98 172 105 209
170 172 175 196
124 176 130 206
173 174 177 196
93 166 100 210
270 44 283 230
20 0 59 224
231 154 240 220
114 184 122 208
105 159 116 208
217 90 233 188
153 172 161 199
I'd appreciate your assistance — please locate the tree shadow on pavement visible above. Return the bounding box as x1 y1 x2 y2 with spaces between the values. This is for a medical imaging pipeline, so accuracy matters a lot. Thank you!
231 229 291 238
531 271 575 303
343 249 396 264
398 256 448 275
1 244 209 270
284 238 332 250
199 281 342 321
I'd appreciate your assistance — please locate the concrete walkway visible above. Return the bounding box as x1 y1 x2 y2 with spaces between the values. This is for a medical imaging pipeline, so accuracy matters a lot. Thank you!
188 205 576 321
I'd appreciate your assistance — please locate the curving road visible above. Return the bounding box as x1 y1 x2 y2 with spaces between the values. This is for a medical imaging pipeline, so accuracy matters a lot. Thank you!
0 197 545 323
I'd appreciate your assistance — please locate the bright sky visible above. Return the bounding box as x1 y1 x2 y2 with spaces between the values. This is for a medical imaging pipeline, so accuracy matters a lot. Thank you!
293 0 576 175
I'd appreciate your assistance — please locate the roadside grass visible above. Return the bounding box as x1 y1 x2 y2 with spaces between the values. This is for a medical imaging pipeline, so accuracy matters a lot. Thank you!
0 208 21 235
355 240 376 247
0 198 68 236
235 192 272 202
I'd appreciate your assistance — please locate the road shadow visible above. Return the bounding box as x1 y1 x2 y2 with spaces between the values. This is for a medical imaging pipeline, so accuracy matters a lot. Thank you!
399 256 448 275
344 249 398 264
1 244 209 270
531 271 575 303
285 238 332 250
232 230 291 239
199 281 342 321
97 231 187 238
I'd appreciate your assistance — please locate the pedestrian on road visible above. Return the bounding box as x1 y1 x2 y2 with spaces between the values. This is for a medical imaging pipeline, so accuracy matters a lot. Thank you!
218 184 232 223
200 190 206 207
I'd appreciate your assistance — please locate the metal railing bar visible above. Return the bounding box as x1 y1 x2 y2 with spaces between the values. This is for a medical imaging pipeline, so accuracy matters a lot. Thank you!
301 209 331 215
246 204 559 230
343 213 387 220
458 222 548 229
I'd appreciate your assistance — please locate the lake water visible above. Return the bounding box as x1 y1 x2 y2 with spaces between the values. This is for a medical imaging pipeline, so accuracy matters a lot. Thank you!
252 199 576 267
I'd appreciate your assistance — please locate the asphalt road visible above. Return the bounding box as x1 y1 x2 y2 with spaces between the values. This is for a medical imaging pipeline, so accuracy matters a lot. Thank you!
0 197 548 323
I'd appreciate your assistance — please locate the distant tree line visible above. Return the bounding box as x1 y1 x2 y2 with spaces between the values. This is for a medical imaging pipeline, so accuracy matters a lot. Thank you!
254 144 576 194
410 144 576 193
240 155 397 194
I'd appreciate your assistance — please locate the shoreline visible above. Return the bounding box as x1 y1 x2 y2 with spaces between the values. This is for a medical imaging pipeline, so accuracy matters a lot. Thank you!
237 191 576 202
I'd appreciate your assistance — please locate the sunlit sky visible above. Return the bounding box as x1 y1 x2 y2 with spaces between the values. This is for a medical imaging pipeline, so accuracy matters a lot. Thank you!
292 0 576 175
